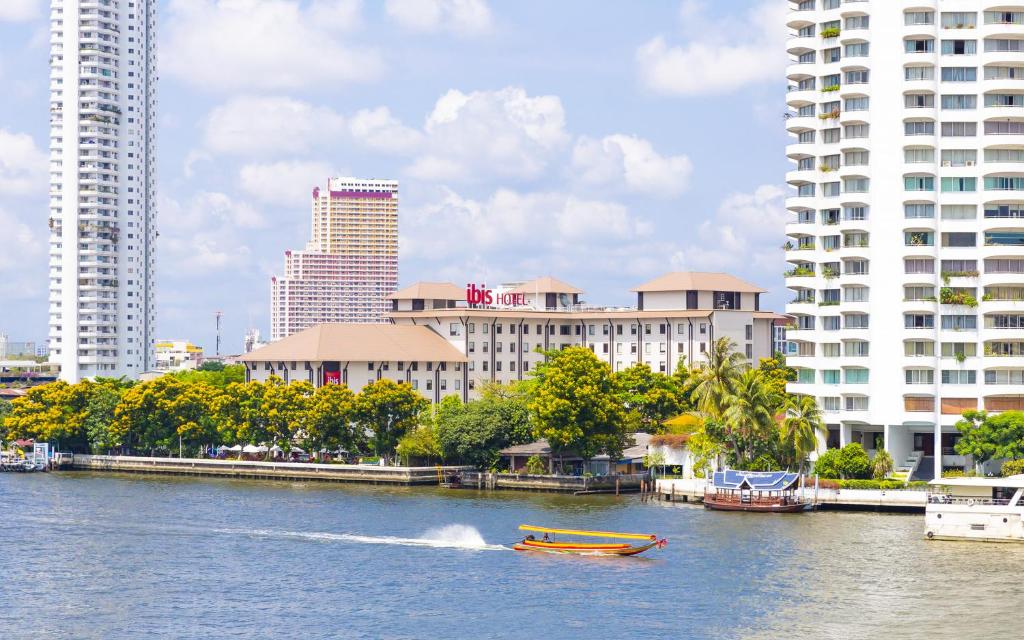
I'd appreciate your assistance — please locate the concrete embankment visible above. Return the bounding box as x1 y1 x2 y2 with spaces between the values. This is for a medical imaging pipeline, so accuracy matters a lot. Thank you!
656 478 927 512
460 471 646 494
69 455 474 485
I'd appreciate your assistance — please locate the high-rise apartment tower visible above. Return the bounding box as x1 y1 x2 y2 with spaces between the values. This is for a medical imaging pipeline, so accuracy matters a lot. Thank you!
271 178 399 340
786 1 1024 479
48 0 158 382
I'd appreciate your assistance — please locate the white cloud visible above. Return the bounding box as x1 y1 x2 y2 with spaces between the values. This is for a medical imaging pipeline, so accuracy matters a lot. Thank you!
407 87 569 181
385 0 492 35
202 96 347 155
0 129 47 195
0 0 41 21
158 193 265 277
572 134 692 196
163 0 382 92
636 1 787 96
239 160 340 206
0 206 44 299
348 107 424 154
669 184 787 272
160 191 267 233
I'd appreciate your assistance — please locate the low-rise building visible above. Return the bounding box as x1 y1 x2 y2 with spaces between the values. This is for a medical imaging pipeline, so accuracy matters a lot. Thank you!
241 271 781 403
154 340 203 371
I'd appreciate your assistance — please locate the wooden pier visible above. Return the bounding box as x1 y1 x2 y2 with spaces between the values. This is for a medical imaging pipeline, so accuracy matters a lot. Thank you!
458 471 647 494
68 455 475 486
655 478 927 512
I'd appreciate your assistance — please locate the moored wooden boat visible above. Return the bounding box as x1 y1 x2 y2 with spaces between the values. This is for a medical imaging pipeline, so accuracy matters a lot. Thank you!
513 525 667 556
703 470 811 513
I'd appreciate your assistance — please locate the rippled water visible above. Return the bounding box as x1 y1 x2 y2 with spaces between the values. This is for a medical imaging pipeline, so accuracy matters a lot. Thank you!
1 473 1022 639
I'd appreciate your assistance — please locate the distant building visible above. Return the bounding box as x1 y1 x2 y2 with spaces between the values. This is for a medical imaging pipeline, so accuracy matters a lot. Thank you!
0 334 36 359
243 328 267 354
271 177 399 340
773 317 795 357
154 340 203 371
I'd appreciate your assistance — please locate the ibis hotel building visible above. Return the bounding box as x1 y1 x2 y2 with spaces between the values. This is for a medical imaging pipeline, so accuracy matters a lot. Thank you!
270 178 399 340
242 272 782 403
785 1 1024 479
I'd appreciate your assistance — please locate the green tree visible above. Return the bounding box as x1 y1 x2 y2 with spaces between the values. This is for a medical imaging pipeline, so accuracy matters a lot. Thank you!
354 379 429 461
396 424 443 464
4 381 91 451
722 369 780 466
757 353 797 399
955 410 1024 469
435 382 533 469
872 449 894 480
781 394 826 472
82 378 134 453
529 347 626 470
305 383 359 456
261 378 313 457
198 361 226 372
171 364 245 387
613 363 684 433
690 337 746 419
814 443 871 479
0 398 11 442
524 454 547 475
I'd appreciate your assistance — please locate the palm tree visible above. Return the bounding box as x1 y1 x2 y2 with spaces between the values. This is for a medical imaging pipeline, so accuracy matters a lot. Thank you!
782 394 826 473
723 369 776 465
689 337 746 420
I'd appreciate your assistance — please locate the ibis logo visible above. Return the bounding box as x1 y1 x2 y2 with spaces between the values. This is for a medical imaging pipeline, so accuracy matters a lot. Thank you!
465 283 527 307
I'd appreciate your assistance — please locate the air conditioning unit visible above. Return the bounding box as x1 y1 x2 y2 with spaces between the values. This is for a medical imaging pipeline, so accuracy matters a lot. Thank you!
965 160 976 166
941 161 951 167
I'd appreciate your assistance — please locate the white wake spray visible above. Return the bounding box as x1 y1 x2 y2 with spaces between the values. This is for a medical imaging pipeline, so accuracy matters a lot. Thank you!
219 524 507 551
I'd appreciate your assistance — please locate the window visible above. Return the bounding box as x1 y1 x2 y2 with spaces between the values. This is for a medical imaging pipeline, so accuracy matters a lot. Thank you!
905 94 934 109
845 70 869 84
906 11 934 26
843 177 868 193
904 121 934 136
943 259 979 276
985 39 1024 53
823 316 841 331
905 148 934 164
905 286 936 301
823 370 840 385
449 323 460 337
941 122 977 136
845 314 869 329
985 176 1024 190
844 286 868 302
845 397 869 411
943 232 976 247
941 12 977 29
845 150 869 166
822 128 840 144
941 40 976 55
845 16 868 30
822 397 840 412
985 94 1024 107
986 65 1024 80
844 124 869 138
906 39 934 53
905 313 935 329
845 341 869 357
904 176 934 191
844 206 867 221
941 177 976 192
941 149 977 167
906 231 934 246
986 231 1024 246
905 204 935 219
823 47 840 63
905 341 935 357
941 315 977 330
942 370 976 385
985 370 1024 384
985 149 1024 163
985 204 1024 218
985 11 1024 25
845 260 868 275
844 43 868 58
941 94 976 110
845 369 869 384
906 369 935 385
941 67 977 82
985 121 1024 135
905 66 934 81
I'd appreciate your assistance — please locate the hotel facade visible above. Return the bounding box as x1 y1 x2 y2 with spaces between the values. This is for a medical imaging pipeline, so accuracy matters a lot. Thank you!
270 178 399 340
243 272 782 403
48 0 158 381
785 1 1024 479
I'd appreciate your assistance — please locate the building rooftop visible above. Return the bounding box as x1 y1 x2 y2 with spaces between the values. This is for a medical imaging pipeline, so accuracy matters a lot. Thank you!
387 282 464 301
631 272 766 294
509 276 584 295
240 324 468 364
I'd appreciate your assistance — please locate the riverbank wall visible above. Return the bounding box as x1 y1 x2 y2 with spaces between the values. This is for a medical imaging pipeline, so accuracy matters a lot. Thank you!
656 478 927 513
68 455 475 485
459 471 646 494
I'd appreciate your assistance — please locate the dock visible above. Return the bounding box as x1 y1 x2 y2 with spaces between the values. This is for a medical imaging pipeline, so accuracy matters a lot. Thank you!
656 478 926 512
68 455 475 485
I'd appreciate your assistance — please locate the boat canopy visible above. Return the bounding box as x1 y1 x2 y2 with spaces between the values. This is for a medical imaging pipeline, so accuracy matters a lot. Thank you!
519 525 656 541
712 470 800 492
928 474 1024 489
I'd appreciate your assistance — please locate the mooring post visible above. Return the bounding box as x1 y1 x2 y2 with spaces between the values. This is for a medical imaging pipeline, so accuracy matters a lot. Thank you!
615 477 620 496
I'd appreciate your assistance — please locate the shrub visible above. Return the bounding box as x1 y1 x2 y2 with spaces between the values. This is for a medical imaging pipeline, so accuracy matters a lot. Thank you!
943 469 965 478
872 449 894 480
813 448 842 479
812 443 872 479
838 479 906 490
1001 459 1024 477
524 455 547 475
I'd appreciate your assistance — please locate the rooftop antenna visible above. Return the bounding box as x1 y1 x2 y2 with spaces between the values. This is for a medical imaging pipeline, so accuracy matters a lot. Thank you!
215 311 223 356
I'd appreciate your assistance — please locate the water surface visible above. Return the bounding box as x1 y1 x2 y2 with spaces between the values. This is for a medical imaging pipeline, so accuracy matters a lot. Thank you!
1 473 1020 639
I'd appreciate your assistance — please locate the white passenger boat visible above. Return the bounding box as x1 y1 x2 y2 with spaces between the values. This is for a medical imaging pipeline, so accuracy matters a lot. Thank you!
925 475 1024 542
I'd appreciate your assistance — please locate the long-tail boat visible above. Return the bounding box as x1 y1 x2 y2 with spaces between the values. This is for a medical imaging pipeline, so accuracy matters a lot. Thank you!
703 470 811 513
513 525 667 556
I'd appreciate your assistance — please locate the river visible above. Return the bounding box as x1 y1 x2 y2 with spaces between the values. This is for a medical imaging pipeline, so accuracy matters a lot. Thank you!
1 473 1022 639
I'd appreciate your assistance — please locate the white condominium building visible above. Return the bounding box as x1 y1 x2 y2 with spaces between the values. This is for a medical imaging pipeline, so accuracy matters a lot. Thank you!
245 272 782 403
785 1 1024 479
271 178 399 340
48 0 158 382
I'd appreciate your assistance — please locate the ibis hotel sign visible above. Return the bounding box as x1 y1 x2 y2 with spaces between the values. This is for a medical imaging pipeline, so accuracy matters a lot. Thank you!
466 283 528 307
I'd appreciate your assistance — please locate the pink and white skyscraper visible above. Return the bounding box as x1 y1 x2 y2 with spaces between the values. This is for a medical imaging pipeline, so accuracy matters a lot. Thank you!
271 178 399 340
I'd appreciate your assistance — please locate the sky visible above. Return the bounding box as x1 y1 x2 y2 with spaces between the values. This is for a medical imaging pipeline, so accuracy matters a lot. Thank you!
0 0 791 353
